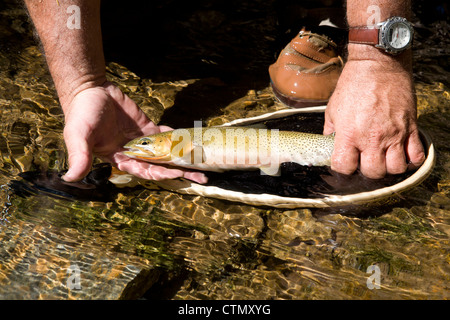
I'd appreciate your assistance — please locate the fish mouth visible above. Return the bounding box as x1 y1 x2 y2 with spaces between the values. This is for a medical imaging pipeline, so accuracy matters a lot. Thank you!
122 145 171 161
122 146 155 158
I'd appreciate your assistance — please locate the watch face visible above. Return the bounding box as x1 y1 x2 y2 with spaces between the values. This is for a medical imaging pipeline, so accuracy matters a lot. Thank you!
387 22 412 49
379 17 414 54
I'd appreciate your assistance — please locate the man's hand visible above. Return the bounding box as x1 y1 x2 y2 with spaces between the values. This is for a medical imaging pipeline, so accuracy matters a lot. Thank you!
324 46 425 178
62 82 207 184
24 1 206 184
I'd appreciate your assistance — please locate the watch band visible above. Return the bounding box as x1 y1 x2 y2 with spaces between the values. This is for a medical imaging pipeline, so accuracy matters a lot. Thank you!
348 17 414 54
348 27 379 45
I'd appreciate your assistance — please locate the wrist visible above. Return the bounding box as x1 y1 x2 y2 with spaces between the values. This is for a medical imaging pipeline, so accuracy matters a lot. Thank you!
347 43 413 73
58 73 107 111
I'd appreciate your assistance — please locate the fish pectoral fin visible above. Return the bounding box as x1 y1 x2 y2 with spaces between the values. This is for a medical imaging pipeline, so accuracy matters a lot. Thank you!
259 165 281 176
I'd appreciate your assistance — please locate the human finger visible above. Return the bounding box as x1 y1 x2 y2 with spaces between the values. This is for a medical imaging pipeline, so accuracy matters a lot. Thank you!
117 159 182 180
405 131 426 171
322 115 335 136
385 143 408 175
117 158 207 183
159 125 174 132
360 148 386 179
62 129 93 182
183 171 208 184
330 136 359 176
125 123 173 142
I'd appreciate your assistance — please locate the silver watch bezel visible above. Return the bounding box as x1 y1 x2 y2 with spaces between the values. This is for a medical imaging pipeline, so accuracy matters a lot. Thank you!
376 16 414 54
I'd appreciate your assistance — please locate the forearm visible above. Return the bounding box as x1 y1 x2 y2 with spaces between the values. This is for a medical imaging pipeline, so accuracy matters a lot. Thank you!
345 0 412 71
347 0 411 26
24 0 106 109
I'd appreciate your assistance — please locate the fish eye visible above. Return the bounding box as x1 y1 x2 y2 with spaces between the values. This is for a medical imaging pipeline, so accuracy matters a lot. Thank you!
140 138 152 146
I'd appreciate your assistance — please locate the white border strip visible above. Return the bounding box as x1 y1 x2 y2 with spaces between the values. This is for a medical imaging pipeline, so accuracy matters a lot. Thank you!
218 106 327 127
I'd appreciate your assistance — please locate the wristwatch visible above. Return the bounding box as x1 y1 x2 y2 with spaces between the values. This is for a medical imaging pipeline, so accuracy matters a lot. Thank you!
348 16 414 54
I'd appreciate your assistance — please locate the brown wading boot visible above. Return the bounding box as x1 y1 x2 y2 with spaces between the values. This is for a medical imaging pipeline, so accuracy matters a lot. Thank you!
269 29 344 108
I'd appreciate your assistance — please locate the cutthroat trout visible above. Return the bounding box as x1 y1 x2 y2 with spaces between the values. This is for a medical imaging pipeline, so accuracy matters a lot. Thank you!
123 127 334 175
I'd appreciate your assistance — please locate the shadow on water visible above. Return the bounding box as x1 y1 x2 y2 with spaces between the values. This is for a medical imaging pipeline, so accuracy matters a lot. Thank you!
8 163 121 203
101 0 279 127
